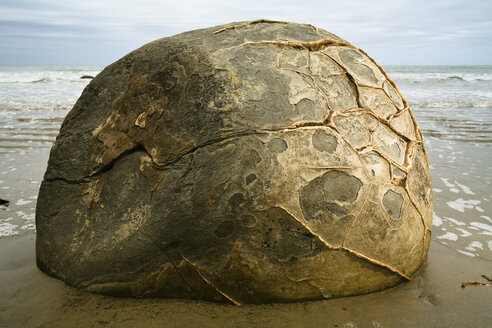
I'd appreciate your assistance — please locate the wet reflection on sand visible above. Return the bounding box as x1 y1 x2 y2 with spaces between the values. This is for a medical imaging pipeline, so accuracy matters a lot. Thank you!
412 106 492 260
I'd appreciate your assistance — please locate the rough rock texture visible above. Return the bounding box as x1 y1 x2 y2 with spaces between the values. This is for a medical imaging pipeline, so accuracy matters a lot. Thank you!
36 20 433 304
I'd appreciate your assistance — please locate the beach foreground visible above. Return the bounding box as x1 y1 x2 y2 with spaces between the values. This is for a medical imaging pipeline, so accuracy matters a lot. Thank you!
1 234 491 327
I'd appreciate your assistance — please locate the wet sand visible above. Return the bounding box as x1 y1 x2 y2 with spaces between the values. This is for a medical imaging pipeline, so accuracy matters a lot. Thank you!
1 233 491 328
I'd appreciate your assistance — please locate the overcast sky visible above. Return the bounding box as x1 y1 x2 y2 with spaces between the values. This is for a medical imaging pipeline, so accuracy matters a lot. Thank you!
1 0 491 66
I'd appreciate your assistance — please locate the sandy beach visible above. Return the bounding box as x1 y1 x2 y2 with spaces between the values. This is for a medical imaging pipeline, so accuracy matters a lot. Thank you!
1 233 491 327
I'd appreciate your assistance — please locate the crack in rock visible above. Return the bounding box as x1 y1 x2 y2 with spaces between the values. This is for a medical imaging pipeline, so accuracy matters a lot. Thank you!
277 205 410 280
178 253 241 306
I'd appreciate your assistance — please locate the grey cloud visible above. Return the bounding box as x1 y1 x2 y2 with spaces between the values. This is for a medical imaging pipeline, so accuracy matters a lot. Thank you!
0 0 491 65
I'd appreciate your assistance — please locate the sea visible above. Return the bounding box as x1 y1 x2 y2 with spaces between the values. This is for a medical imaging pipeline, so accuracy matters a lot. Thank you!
0 65 491 261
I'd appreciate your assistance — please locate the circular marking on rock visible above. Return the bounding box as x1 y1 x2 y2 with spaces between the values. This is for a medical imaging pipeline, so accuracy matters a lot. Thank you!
215 220 235 238
321 170 363 203
382 189 404 219
295 98 317 120
249 149 262 164
245 174 257 185
267 138 288 153
228 193 246 210
300 178 350 224
312 130 337 153
239 214 257 227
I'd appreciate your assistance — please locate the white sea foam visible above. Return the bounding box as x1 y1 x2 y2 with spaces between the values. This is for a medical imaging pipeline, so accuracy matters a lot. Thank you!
465 241 483 251
21 223 35 231
440 178 455 188
457 250 476 257
488 241 492 252
15 199 32 206
447 198 481 212
444 217 466 226
16 211 34 221
433 212 443 227
0 222 19 237
414 101 492 109
481 215 492 223
389 70 492 83
456 228 472 237
436 232 458 241
455 182 475 195
470 222 492 233
0 67 101 83
433 188 442 193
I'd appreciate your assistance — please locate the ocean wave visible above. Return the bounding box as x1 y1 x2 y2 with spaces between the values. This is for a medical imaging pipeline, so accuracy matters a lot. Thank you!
394 76 492 84
32 78 51 83
409 100 492 108
0 103 74 112
447 76 465 81
0 69 101 84
0 77 97 83
389 72 492 84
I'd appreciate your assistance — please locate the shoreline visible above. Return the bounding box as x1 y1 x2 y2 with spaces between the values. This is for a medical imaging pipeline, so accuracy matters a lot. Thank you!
1 233 491 327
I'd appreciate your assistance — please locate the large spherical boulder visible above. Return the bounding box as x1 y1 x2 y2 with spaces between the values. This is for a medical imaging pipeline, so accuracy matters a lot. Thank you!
36 20 433 304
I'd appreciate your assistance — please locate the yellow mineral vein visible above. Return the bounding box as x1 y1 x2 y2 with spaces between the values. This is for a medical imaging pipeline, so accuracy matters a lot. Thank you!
277 205 410 280
179 254 242 306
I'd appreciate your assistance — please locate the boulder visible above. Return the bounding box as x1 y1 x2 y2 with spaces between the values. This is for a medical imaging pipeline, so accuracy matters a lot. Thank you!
36 20 433 304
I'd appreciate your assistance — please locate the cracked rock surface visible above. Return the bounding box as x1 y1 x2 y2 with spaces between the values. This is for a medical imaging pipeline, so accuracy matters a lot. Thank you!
36 20 433 304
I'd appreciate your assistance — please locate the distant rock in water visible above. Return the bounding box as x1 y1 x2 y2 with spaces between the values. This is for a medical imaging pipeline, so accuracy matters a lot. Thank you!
0 198 9 207
80 75 94 79
36 20 433 304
